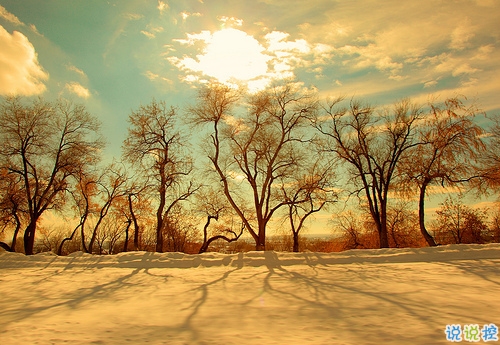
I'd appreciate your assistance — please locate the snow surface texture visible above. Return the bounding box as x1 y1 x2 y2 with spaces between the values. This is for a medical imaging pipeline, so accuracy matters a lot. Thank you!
1 244 499 345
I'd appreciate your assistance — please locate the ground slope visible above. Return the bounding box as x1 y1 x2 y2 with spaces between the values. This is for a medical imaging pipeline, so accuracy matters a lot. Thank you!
1 244 499 345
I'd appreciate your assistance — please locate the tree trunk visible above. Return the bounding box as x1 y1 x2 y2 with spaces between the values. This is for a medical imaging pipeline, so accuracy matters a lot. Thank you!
133 223 140 251
23 219 37 255
378 203 389 248
256 227 266 251
156 225 164 253
58 221 82 255
293 232 299 252
123 220 131 252
1 217 22 252
378 224 389 248
128 194 140 251
199 215 215 254
199 236 218 254
199 216 243 254
198 242 209 254
88 218 105 254
0 242 13 252
9 212 22 252
80 218 88 253
419 180 437 246
156 172 166 253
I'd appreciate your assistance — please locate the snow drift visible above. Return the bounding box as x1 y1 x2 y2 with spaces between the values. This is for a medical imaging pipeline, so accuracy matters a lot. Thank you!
1 244 499 344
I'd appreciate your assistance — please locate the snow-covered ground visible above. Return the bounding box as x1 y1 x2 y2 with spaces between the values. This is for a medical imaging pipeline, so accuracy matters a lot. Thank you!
1 244 499 345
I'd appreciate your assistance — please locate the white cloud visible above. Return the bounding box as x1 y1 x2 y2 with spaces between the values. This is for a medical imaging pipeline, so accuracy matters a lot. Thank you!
181 11 202 21
313 43 334 54
423 80 438 88
265 31 310 54
157 0 168 15
0 26 48 96
473 44 494 60
218 16 243 27
460 77 479 88
122 13 143 21
144 71 159 80
449 20 475 51
223 115 247 134
141 25 163 39
65 82 90 99
169 27 339 91
141 30 156 39
29 24 42 36
151 26 164 33
66 64 86 78
173 30 212 45
184 75 199 82
339 44 403 77
0 5 43 37
453 64 480 76
433 54 480 76
160 77 173 85
0 5 23 26
294 1 496 90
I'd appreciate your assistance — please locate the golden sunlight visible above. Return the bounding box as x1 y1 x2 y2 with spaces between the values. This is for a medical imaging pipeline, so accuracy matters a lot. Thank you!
176 28 271 87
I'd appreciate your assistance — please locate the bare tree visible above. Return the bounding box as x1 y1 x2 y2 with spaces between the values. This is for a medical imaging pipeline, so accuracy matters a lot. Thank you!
105 192 133 253
58 167 95 255
189 82 318 250
315 98 422 248
94 214 125 254
432 195 488 244
335 210 371 250
280 159 337 252
85 164 128 254
386 201 423 248
480 114 500 189
36 226 66 253
489 206 500 243
0 97 103 255
124 182 152 251
0 168 25 251
123 99 198 252
399 97 485 246
57 163 127 254
195 187 243 254
109 172 153 252
162 203 199 252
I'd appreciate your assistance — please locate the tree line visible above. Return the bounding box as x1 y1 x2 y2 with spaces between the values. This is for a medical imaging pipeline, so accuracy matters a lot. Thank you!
1 81 499 255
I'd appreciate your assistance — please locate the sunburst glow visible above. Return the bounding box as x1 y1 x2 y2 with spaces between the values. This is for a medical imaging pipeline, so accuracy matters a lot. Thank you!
175 28 270 85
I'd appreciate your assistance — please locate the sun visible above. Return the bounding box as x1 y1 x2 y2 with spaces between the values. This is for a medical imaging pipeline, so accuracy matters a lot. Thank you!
199 28 270 83
172 28 272 89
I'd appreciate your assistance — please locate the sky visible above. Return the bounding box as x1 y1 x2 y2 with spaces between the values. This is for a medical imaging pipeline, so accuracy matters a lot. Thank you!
1 0 500 158
1 0 500 234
